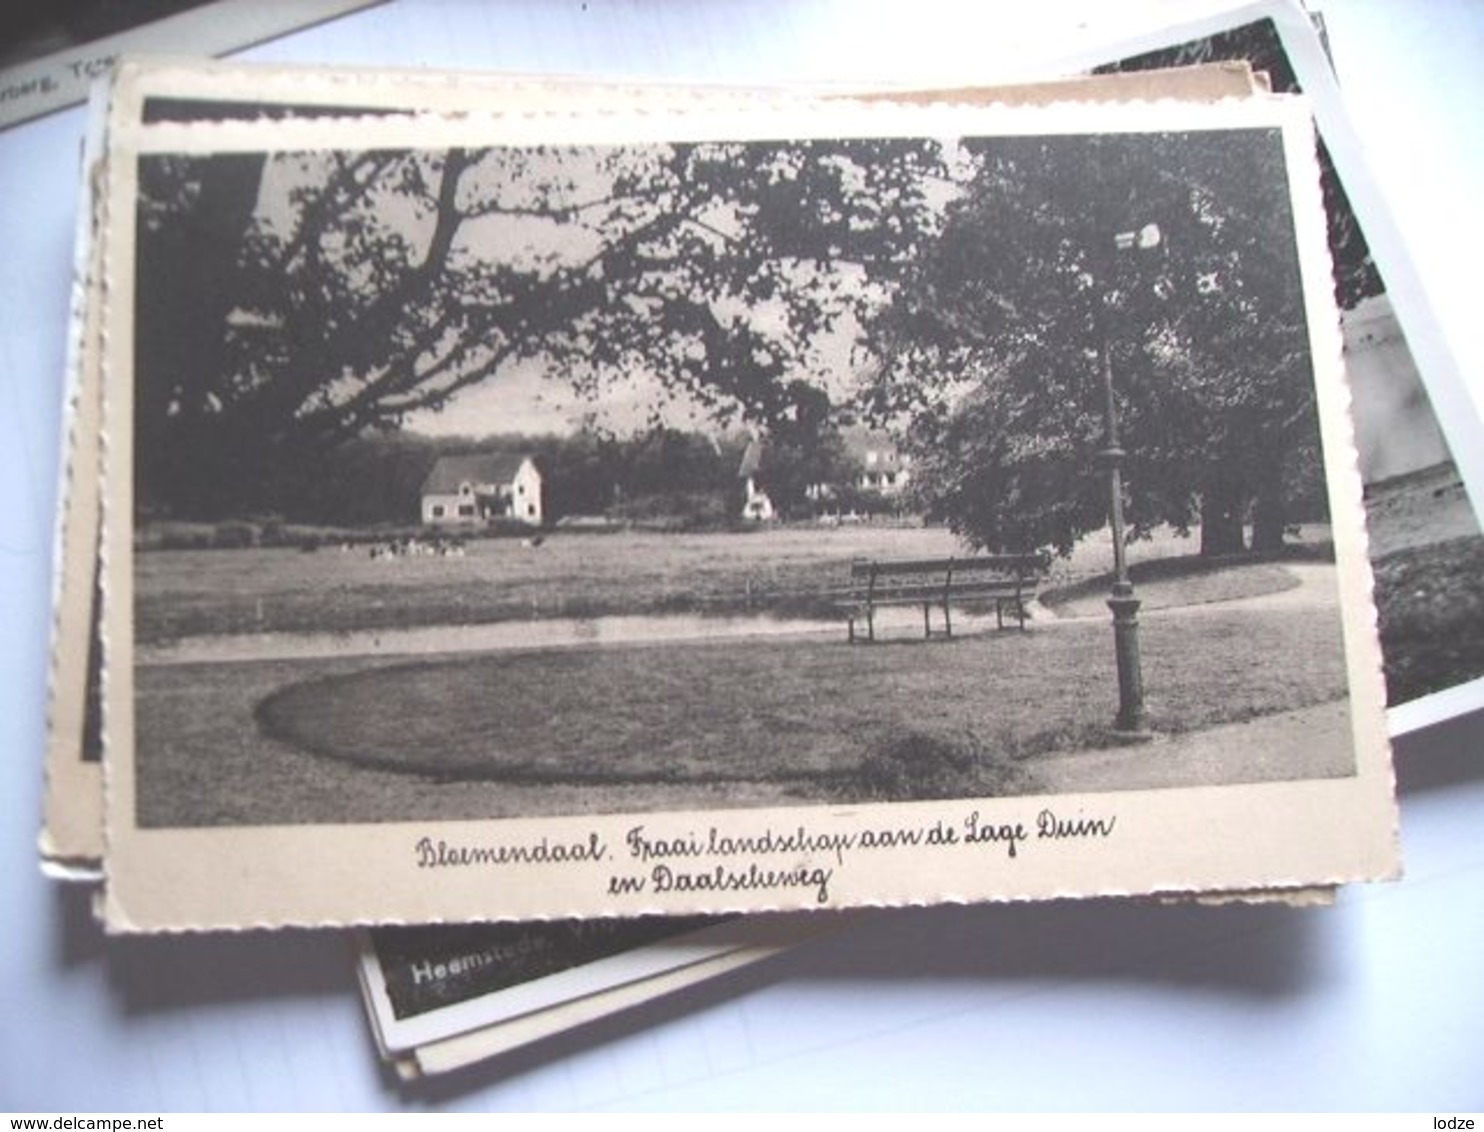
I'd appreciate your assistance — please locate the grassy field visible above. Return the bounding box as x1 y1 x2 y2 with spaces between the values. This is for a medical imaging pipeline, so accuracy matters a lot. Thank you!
133 525 958 642
129 521 1353 826
137 598 1349 827
1359 464 1484 705
133 522 1307 643
1372 534 1484 704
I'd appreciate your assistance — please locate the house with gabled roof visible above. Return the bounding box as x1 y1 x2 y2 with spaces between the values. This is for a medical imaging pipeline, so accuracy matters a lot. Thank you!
735 426 914 521
838 426 912 495
736 436 776 521
420 453 543 527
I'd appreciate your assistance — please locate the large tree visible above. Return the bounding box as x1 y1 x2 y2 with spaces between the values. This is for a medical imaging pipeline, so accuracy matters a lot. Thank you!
1094 16 1383 311
134 138 945 519
865 127 1325 558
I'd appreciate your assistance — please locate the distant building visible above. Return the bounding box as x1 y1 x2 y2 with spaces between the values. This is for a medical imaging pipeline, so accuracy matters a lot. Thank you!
736 427 912 520
838 427 911 496
737 437 776 522
420 454 543 526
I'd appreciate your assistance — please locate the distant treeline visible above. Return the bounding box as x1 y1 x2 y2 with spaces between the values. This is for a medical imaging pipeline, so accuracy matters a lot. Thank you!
136 427 797 529
284 428 752 529
140 422 909 531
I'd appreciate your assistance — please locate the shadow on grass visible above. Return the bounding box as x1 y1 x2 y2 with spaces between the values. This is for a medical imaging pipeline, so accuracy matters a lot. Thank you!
239 601 1344 819
254 661 1043 805
1039 540 1331 615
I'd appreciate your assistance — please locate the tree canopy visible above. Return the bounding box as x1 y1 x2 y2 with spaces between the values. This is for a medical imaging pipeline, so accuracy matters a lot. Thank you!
134 138 946 519
135 120 1330 560
1095 17 1383 311
864 127 1326 557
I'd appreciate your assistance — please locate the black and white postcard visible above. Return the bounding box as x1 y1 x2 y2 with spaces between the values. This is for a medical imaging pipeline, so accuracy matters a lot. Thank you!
357 911 846 1070
42 57 1264 873
93 78 1394 929
365 917 821 1079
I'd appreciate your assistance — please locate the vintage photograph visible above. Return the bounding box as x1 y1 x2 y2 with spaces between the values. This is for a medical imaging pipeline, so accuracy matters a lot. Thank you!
130 124 1352 822
98 94 1395 930
40 60 1267 870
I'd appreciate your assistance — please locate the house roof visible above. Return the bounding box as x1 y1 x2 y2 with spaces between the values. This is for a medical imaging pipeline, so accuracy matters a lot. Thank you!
421 453 532 495
838 426 905 467
738 428 907 479
737 437 766 478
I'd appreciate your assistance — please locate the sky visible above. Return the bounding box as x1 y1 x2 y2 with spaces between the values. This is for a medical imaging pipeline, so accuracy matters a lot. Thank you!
400 355 725 438
249 141 932 442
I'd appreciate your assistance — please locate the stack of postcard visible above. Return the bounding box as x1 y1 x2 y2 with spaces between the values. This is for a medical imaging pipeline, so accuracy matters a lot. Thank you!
36 1 1484 1077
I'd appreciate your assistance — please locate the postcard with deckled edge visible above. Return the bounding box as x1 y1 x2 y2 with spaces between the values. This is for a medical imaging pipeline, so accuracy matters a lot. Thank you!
39 81 109 878
41 57 1264 872
359 911 847 1055
94 86 1396 931
384 935 803 1080
1047 0 1484 734
39 65 785 872
54 32 1475 887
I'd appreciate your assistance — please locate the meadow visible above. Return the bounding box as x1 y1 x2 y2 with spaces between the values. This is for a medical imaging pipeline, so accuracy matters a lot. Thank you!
130 521 1351 825
1361 462 1484 705
132 521 1312 643
134 525 956 642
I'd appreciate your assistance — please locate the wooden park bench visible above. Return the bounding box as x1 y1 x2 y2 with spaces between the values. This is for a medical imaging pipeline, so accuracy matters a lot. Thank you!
845 554 1045 643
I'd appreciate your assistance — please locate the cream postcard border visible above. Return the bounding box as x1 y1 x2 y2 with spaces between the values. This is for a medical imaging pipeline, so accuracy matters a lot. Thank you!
99 95 1396 932
39 84 110 875
41 59 1261 872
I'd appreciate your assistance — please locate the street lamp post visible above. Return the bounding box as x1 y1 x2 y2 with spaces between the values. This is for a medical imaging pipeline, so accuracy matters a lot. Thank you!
1100 222 1159 740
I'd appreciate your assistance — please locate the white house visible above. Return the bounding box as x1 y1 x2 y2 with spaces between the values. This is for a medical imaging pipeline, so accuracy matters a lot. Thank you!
839 427 911 495
420 453 543 527
736 428 913 520
736 436 776 521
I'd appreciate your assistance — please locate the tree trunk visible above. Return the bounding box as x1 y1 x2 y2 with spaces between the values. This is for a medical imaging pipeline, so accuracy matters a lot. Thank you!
1251 464 1289 553
1199 474 1247 557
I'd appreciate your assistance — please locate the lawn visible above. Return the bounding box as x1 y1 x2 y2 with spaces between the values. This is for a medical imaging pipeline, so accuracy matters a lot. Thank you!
1372 534 1484 704
132 522 1305 643
136 600 1350 827
133 525 962 643
1039 559 1302 618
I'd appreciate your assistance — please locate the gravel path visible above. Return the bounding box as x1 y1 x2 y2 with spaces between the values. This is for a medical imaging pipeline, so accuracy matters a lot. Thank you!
1030 562 1338 624
1032 699 1354 794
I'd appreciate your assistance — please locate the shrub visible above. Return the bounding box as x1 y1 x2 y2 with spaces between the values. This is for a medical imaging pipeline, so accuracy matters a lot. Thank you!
852 729 983 802
212 521 258 548
610 490 731 531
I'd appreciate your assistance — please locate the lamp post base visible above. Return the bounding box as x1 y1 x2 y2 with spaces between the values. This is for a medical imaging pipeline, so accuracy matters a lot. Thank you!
1108 584 1154 742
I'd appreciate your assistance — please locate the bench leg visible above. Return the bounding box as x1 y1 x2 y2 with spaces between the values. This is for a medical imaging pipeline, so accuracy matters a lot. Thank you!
943 599 952 639
923 602 931 638
996 600 1004 631
867 605 876 643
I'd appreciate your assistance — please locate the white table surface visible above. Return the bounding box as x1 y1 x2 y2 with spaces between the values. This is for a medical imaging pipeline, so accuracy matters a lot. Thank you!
1 0 1480 1111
